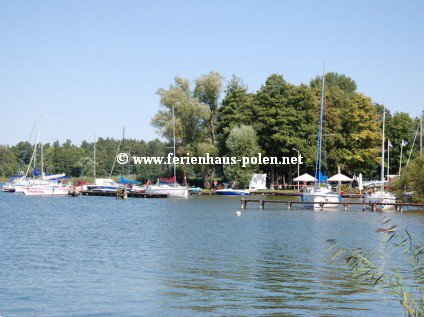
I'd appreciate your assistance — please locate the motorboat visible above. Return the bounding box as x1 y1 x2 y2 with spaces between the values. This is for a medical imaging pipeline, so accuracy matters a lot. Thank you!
86 178 122 192
215 188 250 196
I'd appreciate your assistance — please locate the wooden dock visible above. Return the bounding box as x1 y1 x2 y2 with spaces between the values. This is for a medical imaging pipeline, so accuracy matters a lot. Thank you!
194 191 364 198
240 199 424 212
76 191 168 198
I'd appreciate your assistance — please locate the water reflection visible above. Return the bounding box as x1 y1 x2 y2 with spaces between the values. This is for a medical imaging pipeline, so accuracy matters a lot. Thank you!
0 192 421 316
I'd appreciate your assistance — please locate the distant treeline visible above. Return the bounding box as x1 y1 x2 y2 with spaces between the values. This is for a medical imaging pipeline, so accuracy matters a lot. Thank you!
0 71 422 188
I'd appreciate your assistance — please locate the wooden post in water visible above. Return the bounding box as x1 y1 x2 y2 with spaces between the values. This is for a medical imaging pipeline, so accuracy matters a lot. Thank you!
371 203 376 212
259 200 265 210
288 202 292 210
241 199 246 209
319 202 324 211
344 202 348 211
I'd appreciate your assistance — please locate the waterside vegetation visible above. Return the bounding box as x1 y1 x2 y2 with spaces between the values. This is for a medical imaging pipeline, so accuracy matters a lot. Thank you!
0 71 422 195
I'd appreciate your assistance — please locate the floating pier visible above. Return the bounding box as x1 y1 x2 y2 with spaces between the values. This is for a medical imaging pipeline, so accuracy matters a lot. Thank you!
240 199 424 212
76 191 168 198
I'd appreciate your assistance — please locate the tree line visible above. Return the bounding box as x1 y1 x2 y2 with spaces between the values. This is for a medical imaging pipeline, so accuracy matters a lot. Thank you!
0 71 422 189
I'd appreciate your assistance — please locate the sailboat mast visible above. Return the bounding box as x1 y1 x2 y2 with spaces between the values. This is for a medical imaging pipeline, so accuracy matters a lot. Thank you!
314 62 326 187
109 127 124 177
387 140 390 179
381 107 386 192
420 112 423 156
93 134 96 180
41 116 44 179
173 107 176 178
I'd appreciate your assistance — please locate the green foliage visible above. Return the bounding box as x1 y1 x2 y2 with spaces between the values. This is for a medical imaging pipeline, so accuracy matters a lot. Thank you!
1 71 420 188
218 75 254 154
0 145 18 177
329 218 424 316
224 125 261 188
392 156 424 202
151 72 223 188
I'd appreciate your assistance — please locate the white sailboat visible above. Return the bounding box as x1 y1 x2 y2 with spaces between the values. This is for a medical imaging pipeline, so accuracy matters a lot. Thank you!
21 125 69 196
146 108 189 198
301 64 341 209
85 135 122 193
364 106 396 211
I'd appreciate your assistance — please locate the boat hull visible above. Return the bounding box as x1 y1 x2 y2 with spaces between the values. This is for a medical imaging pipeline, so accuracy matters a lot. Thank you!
22 185 69 196
146 186 188 198
215 189 250 196
364 194 396 211
302 192 341 208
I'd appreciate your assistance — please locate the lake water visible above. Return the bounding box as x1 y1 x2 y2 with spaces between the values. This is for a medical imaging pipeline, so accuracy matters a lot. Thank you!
1 189 423 316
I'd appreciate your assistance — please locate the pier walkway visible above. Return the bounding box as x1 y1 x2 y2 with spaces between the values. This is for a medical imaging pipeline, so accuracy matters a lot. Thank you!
240 199 424 212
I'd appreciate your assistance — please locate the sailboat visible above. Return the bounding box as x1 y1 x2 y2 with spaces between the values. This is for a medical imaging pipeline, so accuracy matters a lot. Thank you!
146 108 189 198
363 106 396 211
86 135 122 193
301 65 341 208
21 133 69 196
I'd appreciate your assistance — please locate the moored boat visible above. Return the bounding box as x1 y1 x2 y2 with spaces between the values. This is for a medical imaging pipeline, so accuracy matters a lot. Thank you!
86 178 122 192
215 188 250 196
363 105 396 211
301 186 341 208
146 178 188 198
302 63 341 209
364 191 396 211
22 183 69 196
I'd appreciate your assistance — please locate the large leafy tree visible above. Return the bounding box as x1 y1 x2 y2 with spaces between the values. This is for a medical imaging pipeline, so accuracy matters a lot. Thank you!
252 74 318 187
218 75 254 154
151 73 224 188
386 111 419 175
310 72 381 178
224 125 261 188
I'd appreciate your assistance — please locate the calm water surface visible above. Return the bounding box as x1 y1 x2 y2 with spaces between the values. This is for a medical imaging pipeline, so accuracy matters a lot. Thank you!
1 189 424 316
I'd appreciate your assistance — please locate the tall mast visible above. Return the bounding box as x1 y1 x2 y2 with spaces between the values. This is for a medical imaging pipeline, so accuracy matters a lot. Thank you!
314 61 325 187
173 107 176 178
109 127 124 178
93 134 96 180
381 107 386 192
387 139 390 179
34 119 37 174
420 111 423 156
41 116 44 178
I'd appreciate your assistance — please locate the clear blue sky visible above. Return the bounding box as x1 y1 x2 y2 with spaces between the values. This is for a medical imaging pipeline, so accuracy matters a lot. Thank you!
1 0 423 145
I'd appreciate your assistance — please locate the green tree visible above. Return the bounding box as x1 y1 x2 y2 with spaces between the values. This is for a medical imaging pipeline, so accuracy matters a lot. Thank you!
193 71 224 142
386 112 418 175
218 75 254 154
309 72 381 178
392 156 424 202
253 74 318 187
0 145 18 177
151 73 223 187
224 125 261 188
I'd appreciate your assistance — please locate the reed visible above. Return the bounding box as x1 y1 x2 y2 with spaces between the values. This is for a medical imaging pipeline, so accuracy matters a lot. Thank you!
329 217 424 316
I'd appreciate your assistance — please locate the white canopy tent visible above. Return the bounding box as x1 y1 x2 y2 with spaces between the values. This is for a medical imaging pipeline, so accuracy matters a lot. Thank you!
327 167 353 193
327 173 353 182
293 173 316 183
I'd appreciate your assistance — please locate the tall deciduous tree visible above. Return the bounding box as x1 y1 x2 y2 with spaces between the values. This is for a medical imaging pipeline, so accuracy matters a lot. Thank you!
151 73 224 188
218 75 254 154
224 125 261 188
